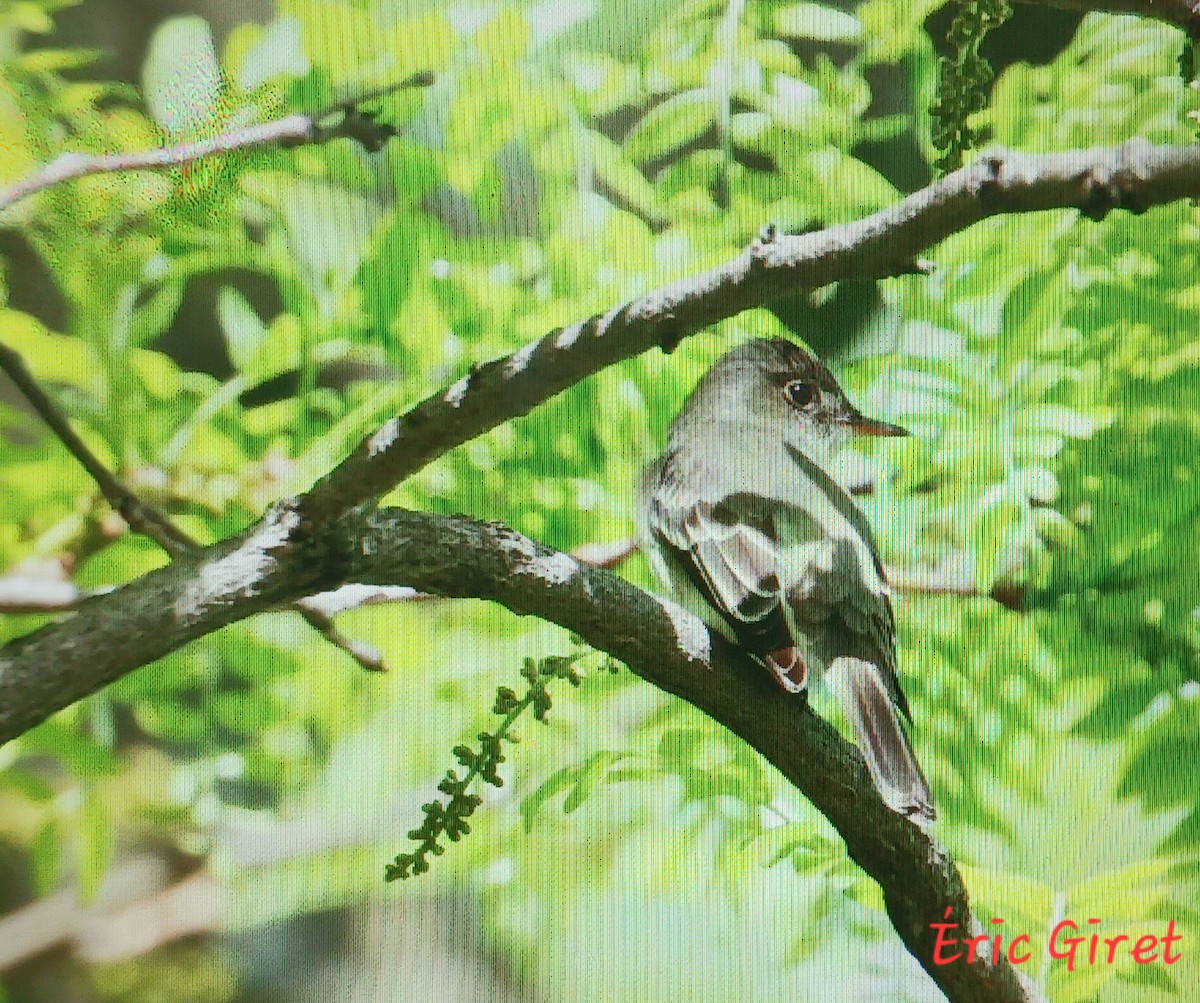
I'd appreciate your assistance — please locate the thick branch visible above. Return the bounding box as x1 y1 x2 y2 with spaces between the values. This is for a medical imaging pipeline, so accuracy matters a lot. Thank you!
301 140 1200 522
0 508 1039 1003
0 339 385 670
0 502 335 744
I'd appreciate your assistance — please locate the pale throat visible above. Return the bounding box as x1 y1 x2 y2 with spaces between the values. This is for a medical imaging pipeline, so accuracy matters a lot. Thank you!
684 414 848 487
784 421 848 469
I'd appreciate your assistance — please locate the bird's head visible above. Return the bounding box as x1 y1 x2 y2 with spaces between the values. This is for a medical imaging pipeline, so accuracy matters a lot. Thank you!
678 337 908 461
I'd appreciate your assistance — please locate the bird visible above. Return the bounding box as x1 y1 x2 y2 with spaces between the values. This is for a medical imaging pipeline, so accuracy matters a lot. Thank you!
638 336 935 821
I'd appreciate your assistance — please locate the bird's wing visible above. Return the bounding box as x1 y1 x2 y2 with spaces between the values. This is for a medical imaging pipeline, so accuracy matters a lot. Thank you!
641 446 910 720
641 456 791 654
771 507 930 816
775 510 910 723
770 445 910 722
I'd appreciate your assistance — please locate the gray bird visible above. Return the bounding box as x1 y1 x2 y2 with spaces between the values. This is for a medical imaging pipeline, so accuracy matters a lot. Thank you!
638 337 935 820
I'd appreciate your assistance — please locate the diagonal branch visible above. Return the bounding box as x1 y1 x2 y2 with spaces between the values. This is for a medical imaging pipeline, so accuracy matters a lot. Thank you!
300 140 1200 522
0 341 384 670
0 507 1040 1003
0 74 434 215
0 341 192 554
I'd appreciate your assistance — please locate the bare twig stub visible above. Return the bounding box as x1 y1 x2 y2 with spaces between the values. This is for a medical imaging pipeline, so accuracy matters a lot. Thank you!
0 576 111 613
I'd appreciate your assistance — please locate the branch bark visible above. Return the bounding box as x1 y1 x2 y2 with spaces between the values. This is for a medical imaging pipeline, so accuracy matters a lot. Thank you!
0 339 386 671
0 507 1040 1002
300 140 1200 521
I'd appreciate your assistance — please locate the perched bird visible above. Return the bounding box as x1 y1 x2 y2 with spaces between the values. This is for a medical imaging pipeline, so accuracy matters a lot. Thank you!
638 337 934 820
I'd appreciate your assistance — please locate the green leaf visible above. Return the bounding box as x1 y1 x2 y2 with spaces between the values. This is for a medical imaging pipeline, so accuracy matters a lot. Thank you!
583 129 659 218
1071 682 1158 739
217 286 268 372
522 752 630 828
354 211 419 337
522 764 581 831
1070 857 1173 922
623 90 715 164
143 17 223 138
564 752 628 814
474 6 530 65
958 863 1055 933
1117 960 1179 993
77 787 110 902
29 820 62 896
775 3 862 43
810 150 899 215
233 15 309 91
241 312 300 385
0 309 92 388
129 280 185 348
9 1 53 34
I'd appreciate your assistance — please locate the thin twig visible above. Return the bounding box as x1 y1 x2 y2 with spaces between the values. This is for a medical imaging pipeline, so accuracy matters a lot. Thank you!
0 341 385 668
0 341 192 554
292 603 385 671
0 71 434 215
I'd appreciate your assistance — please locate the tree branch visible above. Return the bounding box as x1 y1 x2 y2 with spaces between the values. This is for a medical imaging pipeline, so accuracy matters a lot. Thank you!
0 541 1014 615
0 339 385 670
0 342 192 554
300 140 1200 522
0 74 434 215
0 507 1039 1002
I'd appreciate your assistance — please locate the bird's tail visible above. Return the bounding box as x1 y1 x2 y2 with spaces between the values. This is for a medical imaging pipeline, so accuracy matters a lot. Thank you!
829 657 936 822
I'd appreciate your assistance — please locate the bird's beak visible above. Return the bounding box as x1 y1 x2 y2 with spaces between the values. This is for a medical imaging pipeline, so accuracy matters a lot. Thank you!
846 412 909 437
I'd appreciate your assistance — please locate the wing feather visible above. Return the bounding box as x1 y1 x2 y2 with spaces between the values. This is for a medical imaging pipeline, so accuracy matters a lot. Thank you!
640 446 911 723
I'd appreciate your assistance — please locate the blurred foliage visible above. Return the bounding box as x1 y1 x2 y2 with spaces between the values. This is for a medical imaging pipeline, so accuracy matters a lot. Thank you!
92 945 238 1003
1 2 1199 1002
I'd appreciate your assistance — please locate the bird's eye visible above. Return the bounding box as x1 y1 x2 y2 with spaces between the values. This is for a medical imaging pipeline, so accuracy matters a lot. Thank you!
785 381 815 408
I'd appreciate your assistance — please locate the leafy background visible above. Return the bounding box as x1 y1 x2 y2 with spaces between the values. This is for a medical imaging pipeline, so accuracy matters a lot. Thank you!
0 1 1197 1001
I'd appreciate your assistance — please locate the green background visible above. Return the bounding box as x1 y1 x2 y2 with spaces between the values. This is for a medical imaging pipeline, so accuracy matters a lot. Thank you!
0 2 1197 1001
